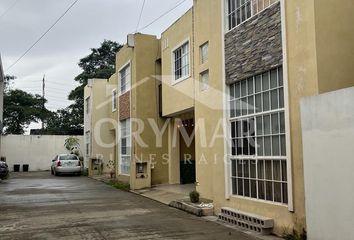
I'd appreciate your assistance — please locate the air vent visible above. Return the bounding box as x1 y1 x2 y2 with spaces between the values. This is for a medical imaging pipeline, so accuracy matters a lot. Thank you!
218 207 273 235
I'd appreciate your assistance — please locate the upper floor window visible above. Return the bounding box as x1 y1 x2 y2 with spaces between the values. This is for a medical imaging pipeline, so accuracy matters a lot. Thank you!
227 0 279 31
200 42 209 64
85 97 90 114
172 41 190 83
119 63 131 95
112 89 117 112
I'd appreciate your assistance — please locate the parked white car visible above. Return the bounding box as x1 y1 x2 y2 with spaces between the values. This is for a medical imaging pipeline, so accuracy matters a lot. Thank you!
51 154 81 176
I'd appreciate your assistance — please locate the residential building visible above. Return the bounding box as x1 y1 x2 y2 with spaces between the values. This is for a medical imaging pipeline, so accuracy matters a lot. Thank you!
84 77 117 175
85 0 354 236
115 33 169 189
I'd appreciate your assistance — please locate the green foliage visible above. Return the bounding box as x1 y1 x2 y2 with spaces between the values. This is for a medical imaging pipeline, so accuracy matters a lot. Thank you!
81 168 88 176
45 105 83 135
3 89 50 134
283 229 307 240
64 136 80 151
189 190 200 203
65 40 122 132
3 75 15 92
109 180 130 191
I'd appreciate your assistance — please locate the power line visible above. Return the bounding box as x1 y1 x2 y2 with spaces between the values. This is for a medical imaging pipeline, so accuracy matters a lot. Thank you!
135 0 146 33
0 0 21 20
137 0 188 32
5 0 80 71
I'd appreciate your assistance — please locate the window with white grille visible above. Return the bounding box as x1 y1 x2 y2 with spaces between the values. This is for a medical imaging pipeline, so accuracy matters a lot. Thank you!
226 0 279 31
119 118 131 175
173 41 190 82
112 89 117 112
119 63 131 95
229 66 288 204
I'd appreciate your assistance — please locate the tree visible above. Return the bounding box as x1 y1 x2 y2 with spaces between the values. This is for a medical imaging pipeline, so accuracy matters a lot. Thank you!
67 40 122 132
3 89 50 134
45 107 83 135
3 75 15 92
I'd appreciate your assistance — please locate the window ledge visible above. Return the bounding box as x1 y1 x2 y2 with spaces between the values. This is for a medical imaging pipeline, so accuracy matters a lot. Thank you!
171 74 191 86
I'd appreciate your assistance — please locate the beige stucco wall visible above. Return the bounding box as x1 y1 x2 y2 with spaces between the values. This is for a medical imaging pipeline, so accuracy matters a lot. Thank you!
116 34 169 188
161 9 195 117
193 0 225 202
314 0 354 94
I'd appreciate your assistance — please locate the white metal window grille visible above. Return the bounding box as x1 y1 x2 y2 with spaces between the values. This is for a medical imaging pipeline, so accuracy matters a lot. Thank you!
112 89 117 112
200 42 209 64
227 0 279 30
229 67 288 204
120 118 131 175
119 64 131 94
173 41 190 81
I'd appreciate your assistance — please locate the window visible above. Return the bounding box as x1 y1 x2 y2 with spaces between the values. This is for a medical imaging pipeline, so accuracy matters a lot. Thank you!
119 63 131 94
227 0 279 30
120 119 131 175
200 70 209 91
112 89 117 112
229 67 288 204
200 42 209 64
85 131 90 156
85 97 90 114
173 41 190 82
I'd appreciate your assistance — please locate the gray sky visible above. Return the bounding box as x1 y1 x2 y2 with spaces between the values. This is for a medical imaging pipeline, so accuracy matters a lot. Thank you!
0 0 193 112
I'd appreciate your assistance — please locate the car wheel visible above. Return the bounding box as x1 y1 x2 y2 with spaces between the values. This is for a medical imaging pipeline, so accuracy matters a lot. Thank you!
51 169 54 175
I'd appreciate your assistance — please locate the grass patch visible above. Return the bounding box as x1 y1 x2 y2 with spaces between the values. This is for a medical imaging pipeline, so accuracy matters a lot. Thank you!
283 229 307 240
109 180 130 191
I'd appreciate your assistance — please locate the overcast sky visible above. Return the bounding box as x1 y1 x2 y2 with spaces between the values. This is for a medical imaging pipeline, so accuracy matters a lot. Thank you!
0 0 192 132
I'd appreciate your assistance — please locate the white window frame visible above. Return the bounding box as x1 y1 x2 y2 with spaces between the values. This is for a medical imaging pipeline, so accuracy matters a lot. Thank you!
200 70 209 91
118 61 131 95
226 0 279 32
227 67 289 206
200 41 209 64
118 118 131 176
171 38 191 85
112 89 117 112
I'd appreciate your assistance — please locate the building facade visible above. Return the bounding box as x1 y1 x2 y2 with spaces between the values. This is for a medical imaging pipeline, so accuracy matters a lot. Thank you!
85 0 354 236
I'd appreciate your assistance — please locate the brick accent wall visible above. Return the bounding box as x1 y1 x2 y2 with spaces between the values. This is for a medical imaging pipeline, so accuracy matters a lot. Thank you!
119 91 130 121
225 2 282 84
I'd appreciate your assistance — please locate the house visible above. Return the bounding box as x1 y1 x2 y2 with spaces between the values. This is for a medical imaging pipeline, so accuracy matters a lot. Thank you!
84 76 117 175
85 0 354 236
114 33 169 189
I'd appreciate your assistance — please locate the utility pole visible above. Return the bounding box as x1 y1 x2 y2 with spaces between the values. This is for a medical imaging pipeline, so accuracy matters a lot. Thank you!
42 74 45 130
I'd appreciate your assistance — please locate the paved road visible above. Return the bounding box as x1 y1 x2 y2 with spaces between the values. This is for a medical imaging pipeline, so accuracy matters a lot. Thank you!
0 172 256 240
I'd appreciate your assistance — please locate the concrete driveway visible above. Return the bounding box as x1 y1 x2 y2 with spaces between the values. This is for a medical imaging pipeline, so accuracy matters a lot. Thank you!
0 172 256 240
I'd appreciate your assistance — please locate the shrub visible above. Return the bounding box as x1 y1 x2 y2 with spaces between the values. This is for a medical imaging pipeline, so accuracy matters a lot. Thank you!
109 180 130 191
189 190 200 203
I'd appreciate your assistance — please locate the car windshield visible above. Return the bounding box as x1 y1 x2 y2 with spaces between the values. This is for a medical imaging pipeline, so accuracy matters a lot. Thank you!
59 155 79 160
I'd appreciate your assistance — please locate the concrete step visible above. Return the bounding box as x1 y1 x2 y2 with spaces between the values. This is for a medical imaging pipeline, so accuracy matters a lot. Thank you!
217 207 273 235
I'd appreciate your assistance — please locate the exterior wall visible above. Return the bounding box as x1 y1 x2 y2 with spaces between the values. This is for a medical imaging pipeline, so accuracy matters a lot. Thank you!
133 34 169 186
300 87 354 240
225 3 282 84
193 0 225 202
116 34 169 188
222 1 297 234
314 0 354 94
161 9 195 117
0 135 84 171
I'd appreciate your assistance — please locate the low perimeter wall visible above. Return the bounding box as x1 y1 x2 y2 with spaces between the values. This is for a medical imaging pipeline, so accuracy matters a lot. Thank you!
301 86 354 240
0 135 84 171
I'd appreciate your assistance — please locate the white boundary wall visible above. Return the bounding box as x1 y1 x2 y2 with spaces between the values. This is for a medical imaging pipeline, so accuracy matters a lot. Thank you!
0 135 84 171
301 87 354 240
